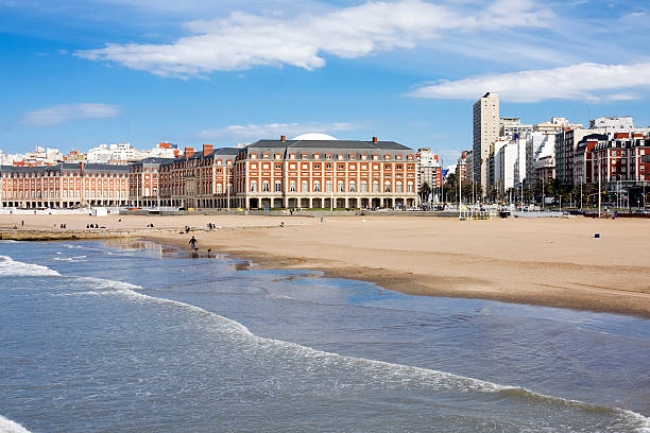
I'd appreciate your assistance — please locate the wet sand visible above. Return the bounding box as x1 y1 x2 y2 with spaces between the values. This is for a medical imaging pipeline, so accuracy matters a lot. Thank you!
2 210 650 318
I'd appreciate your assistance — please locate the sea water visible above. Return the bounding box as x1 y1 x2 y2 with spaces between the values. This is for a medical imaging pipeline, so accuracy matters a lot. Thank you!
1 239 649 433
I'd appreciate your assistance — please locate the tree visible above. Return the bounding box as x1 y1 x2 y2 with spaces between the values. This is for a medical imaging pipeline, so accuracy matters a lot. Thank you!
443 172 458 204
418 181 432 204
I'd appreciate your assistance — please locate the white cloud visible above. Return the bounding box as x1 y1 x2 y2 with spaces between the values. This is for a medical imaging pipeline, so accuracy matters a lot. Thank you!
20 103 120 128
75 0 555 78
197 121 356 141
408 62 650 103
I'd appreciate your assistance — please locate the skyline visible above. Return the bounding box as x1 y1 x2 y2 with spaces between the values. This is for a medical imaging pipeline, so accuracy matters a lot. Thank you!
1 0 650 164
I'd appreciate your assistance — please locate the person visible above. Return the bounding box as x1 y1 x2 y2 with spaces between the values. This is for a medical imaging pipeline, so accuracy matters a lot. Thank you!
189 236 198 250
21 220 24 227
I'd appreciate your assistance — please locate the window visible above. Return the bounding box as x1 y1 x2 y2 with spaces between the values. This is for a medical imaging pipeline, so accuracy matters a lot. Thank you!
275 181 282 192
361 180 368 192
250 181 257 192
338 164 344 170
385 181 391 192
396 181 403 193
263 181 270 192
338 180 344 192
302 180 309 192
373 181 379 192
349 181 356 192
314 181 321 192
407 181 414 193
326 180 332 193
290 181 296 192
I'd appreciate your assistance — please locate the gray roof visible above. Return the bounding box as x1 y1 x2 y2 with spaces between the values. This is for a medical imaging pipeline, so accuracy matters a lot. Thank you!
244 139 413 155
1 163 130 174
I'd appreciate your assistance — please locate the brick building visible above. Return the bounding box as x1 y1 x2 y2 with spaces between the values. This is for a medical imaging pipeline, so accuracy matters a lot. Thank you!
1 163 130 209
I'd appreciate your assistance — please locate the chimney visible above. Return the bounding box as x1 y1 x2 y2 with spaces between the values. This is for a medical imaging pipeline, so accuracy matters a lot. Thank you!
280 135 286 142
184 147 195 158
203 144 213 155
372 136 378 143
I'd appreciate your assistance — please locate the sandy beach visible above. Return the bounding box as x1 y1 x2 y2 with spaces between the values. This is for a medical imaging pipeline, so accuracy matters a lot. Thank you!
2 210 650 318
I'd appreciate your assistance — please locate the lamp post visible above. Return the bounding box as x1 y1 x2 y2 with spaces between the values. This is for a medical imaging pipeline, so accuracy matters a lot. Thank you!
579 175 583 212
458 159 462 219
597 154 601 218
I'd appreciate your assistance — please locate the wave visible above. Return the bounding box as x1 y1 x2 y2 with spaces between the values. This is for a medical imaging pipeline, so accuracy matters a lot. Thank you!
77 276 650 430
0 415 31 433
0 255 60 277
104 280 650 431
53 255 87 263
4 254 649 432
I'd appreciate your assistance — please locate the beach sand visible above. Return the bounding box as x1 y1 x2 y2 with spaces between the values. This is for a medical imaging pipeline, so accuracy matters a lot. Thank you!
2 210 650 318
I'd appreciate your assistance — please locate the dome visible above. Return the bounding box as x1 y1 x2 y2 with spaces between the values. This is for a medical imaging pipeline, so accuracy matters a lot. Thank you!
293 133 337 141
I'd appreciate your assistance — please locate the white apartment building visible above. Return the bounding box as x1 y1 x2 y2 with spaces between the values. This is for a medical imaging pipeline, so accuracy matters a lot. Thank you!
589 116 634 133
87 142 178 164
526 131 556 188
500 117 532 139
493 137 526 199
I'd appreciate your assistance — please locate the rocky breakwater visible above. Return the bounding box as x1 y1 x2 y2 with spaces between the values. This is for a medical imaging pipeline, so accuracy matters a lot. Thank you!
0 227 177 241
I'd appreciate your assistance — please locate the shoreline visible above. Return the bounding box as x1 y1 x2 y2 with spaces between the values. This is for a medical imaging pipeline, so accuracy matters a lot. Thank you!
2 212 650 319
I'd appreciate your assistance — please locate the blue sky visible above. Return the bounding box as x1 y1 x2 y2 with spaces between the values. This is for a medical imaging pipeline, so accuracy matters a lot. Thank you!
1 0 649 163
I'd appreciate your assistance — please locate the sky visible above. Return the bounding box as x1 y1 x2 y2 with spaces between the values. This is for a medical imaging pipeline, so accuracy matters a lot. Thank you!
1 0 650 164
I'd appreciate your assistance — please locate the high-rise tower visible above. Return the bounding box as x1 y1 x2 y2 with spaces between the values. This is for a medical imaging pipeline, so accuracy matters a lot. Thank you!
472 92 500 198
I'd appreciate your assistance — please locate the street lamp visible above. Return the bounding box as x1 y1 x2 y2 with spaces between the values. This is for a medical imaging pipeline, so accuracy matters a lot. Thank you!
579 175 583 212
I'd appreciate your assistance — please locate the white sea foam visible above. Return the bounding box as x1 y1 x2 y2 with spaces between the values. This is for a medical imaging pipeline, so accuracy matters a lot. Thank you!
0 415 31 433
53 255 87 262
0 255 60 277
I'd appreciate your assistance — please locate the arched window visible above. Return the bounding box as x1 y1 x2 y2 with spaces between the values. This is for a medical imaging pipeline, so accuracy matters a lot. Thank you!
372 181 379 192
301 180 309 192
250 180 257 192
407 181 414 193
275 181 282 192
289 181 296 192
396 181 403 193
361 180 368 192
349 181 356 192
338 180 344 192
263 181 270 192
314 181 321 192
384 181 391 192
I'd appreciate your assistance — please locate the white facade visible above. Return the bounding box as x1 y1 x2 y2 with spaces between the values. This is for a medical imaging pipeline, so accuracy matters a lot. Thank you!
589 116 634 133
86 142 178 164
500 117 532 140
526 132 556 187
493 137 526 196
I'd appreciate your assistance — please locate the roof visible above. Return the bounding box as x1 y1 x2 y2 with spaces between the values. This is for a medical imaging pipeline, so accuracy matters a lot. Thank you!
244 139 413 155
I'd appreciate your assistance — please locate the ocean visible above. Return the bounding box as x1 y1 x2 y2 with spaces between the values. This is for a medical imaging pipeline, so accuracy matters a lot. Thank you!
1 239 649 433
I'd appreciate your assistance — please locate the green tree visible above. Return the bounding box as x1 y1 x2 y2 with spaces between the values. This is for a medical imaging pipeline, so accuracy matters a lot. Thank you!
418 181 432 204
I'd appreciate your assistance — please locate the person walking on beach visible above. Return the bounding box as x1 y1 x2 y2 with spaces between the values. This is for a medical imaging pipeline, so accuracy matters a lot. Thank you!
189 236 198 251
